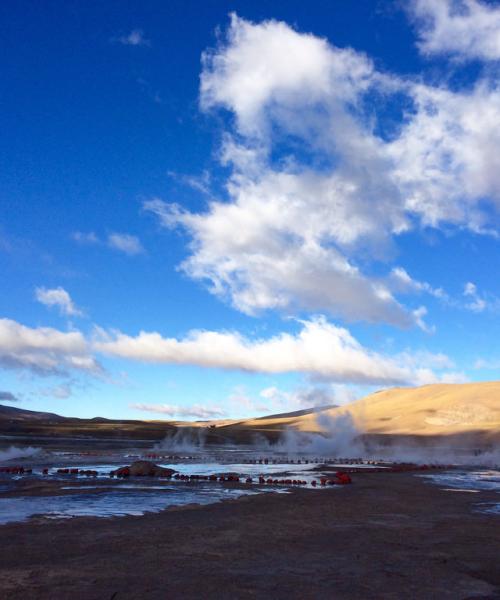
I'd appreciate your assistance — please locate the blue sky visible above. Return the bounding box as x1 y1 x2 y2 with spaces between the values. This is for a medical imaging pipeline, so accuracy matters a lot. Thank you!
2 0 500 419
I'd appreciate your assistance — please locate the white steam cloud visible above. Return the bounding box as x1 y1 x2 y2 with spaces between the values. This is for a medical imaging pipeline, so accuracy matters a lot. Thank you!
0 446 41 462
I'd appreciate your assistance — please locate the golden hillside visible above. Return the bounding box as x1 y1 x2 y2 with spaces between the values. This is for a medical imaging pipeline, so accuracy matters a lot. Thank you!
205 381 500 444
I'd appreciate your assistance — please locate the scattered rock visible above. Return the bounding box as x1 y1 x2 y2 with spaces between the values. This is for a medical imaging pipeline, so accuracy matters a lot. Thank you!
113 460 176 478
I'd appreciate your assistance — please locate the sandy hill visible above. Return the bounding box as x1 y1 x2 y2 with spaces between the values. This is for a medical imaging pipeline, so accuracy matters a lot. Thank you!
2 382 499 447
213 381 500 446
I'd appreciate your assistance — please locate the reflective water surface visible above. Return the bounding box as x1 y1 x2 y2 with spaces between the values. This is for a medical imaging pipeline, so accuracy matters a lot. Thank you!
0 485 266 524
0 452 340 524
420 470 500 515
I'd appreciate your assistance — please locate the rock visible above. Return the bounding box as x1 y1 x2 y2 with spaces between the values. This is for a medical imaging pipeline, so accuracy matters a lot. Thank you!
114 460 176 478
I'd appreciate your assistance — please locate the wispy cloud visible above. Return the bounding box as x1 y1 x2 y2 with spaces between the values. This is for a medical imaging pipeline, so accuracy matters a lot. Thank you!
463 282 500 313
463 282 486 313
71 231 99 245
35 286 83 317
38 383 72 400
166 170 212 195
389 267 448 301
130 403 226 419
72 231 145 256
474 357 500 369
115 29 150 47
412 306 435 334
107 233 144 256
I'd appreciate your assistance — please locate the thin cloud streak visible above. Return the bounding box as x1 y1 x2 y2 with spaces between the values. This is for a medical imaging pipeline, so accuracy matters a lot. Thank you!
35 286 83 317
107 233 144 256
130 403 226 419
115 29 150 47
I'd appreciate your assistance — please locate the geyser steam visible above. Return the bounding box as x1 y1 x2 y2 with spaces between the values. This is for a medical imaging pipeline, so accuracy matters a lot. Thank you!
154 428 208 452
0 446 41 462
267 412 365 456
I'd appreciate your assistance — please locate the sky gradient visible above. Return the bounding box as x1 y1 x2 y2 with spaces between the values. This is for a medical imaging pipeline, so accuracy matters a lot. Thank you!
2 0 500 420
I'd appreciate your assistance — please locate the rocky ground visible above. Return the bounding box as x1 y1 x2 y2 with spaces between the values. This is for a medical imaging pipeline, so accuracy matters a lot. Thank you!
0 472 499 600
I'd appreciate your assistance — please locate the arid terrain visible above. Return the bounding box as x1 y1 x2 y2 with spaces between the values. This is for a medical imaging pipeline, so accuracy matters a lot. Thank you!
1 381 499 599
3 381 500 450
209 381 500 449
1 472 499 600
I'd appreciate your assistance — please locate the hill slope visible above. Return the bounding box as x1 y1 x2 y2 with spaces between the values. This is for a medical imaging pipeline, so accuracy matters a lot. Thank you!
1 382 499 447
217 381 500 445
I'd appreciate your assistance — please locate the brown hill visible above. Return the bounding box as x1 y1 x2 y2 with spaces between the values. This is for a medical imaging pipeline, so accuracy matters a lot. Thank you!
0 403 176 443
2 382 499 448
212 381 500 447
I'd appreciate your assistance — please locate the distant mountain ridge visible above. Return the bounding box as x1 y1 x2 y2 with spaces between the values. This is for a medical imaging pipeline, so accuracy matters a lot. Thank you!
1 381 499 447
253 404 338 421
223 381 500 447
0 404 66 422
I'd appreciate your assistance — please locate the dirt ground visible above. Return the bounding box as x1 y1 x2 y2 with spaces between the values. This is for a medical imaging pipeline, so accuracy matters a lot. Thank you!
0 472 499 600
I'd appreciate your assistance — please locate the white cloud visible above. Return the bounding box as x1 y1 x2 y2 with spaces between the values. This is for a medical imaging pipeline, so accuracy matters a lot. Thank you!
200 14 378 135
94 316 458 386
130 403 226 419
412 306 435 334
39 383 72 400
72 231 145 256
431 371 470 384
117 29 150 47
167 170 213 195
411 0 500 61
0 313 464 391
259 385 338 412
474 357 500 369
107 233 144 256
226 383 358 416
0 318 100 376
71 231 99 245
390 267 447 300
227 385 272 414
144 191 411 326
391 270 500 316
147 14 413 326
389 82 500 231
146 15 500 328
463 281 488 312
35 286 83 317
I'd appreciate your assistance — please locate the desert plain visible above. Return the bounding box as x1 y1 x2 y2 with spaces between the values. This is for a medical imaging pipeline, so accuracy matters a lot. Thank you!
1 381 499 600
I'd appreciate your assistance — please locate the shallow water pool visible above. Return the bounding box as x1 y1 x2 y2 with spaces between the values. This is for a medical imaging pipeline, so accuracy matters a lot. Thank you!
419 470 500 516
0 484 270 525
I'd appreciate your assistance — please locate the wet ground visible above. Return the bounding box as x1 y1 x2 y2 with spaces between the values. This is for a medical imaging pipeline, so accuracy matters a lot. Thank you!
1 444 499 526
419 469 500 516
1 471 499 600
0 447 350 524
